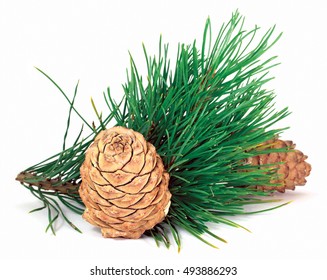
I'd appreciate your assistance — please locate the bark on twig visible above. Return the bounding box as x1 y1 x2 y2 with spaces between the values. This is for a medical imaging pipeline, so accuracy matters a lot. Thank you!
16 172 80 195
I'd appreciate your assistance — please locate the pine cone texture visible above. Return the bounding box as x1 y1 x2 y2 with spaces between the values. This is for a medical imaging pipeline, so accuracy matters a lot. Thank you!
246 139 311 192
79 126 171 239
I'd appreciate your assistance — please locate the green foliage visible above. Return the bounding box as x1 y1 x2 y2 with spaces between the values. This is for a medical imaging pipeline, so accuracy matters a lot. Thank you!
18 11 289 249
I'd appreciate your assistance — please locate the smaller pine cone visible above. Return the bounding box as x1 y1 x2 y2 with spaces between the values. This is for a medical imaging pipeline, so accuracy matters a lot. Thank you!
246 139 311 192
79 126 171 239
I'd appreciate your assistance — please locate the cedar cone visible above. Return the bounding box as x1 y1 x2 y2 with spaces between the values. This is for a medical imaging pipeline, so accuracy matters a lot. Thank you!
79 126 171 239
246 139 311 192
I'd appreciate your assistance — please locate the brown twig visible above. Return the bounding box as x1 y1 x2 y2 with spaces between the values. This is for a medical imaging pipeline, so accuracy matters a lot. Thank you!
15 172 80 195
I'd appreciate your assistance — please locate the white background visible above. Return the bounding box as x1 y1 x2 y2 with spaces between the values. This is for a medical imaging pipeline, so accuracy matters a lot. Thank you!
1 0 326 279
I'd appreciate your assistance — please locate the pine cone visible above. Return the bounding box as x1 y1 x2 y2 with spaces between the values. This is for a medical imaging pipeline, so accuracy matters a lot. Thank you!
79 126 171 239
246 139 311 192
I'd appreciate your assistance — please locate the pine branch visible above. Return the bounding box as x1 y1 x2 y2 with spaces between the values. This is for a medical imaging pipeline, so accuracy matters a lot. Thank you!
16 11 293 249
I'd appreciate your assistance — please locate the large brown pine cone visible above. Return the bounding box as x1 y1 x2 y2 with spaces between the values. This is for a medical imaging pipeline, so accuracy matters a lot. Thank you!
79 126 171 239
246 139 311 192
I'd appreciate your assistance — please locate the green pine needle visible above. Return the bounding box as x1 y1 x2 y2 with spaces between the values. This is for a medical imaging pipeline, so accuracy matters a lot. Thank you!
17 11 291 249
